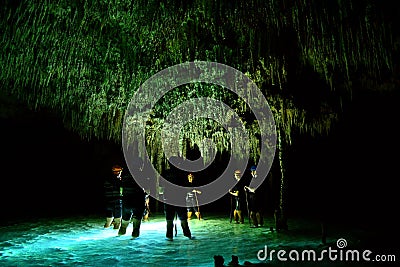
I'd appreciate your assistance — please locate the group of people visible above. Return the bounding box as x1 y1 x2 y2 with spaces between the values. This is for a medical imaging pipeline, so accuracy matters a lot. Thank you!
104 156 265 241
229 166 264 228
103 156 202 241
103 163 149 239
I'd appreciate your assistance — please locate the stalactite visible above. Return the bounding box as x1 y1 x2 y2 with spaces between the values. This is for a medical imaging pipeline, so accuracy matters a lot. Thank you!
277 125 288 229
0 0 394 176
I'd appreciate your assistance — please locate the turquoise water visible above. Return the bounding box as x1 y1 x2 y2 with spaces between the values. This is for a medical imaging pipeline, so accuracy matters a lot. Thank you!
0 213 387 267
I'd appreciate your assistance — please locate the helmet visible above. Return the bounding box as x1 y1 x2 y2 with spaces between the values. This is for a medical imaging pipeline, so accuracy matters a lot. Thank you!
250 166 257 171
112 165 123 172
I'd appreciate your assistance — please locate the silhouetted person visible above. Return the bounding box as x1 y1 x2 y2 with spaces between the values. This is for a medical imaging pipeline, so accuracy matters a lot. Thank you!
229 169 245 224
142 193 150 222
162 156 193 241
186 173 202 220
118 159 147 238
244 165 264 227
103 165 122 229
